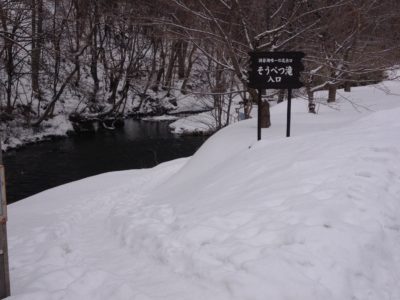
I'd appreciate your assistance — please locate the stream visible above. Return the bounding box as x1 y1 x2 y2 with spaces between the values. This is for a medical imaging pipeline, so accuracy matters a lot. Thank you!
3 119 208 203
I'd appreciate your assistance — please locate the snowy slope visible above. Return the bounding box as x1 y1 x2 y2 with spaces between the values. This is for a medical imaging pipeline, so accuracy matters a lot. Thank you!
6 81 400 300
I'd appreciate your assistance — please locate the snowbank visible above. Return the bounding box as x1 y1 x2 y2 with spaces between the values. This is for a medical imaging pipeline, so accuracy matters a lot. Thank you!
1 115 73 151
6 80 400 299
169 95 241 135
169 111 217 135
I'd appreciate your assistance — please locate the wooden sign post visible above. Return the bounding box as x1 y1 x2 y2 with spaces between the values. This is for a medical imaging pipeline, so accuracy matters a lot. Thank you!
0 141 10 298
248 51 305 139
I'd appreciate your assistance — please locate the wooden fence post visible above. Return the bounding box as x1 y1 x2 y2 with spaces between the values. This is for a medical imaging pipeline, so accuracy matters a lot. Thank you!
0 140 11 298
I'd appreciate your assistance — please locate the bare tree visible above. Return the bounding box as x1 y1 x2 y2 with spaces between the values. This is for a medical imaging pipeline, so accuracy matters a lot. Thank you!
31 0 44 103
165 0 326 127
301 0 400 107
1 0 399 135
0 1 30 115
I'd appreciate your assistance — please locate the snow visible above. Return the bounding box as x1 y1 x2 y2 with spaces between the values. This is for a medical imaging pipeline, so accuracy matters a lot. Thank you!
169 94 242 135
1 115 73 151
141 115 179 122
169 111 217 135
169 93 212 114
6 79 400 299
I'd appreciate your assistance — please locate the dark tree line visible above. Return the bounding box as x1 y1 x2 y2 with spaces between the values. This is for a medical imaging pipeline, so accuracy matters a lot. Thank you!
0 0 399 130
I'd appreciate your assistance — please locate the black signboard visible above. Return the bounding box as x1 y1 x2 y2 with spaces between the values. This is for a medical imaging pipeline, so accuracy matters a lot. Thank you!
248 52 305 89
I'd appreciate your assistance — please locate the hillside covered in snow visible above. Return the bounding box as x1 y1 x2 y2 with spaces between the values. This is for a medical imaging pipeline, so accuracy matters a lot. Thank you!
2 1 399 152
6 79 400 299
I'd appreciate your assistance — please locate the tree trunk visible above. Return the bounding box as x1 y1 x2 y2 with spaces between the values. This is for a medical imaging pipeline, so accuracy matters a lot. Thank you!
152 42 165 92
89 2 100 104
73 0 82 87
52 1 61 104
344 81 351 92
260 100 270 128
33 65 79 127
306 85 316 113
212 65 225 130
143 38 159 93
0 6 14 113
164 41 179 93
31 0 43 102
246 88 258 119
181 44 196 94
4 38 13 113
177 40 187 79
328 85 337 102
277 89 285 103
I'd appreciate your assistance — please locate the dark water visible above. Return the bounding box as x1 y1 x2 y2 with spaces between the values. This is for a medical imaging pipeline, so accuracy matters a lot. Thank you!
3 120 208 203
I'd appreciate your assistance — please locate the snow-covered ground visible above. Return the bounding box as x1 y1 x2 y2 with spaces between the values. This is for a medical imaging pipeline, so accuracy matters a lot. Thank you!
1 115 73 151
169 95 242 135
6 79 400 299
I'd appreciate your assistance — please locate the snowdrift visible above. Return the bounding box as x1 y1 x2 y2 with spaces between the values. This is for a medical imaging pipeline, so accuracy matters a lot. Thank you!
7 81 400 300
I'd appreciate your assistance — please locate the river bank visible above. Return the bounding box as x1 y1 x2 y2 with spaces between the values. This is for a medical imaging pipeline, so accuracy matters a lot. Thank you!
3 119 208 203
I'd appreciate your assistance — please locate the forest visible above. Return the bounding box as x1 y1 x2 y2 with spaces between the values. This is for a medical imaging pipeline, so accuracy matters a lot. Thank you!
0 0 399 143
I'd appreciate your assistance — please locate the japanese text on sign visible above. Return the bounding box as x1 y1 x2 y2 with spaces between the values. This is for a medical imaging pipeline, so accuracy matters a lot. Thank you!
258 58 293 63
248 52 305 89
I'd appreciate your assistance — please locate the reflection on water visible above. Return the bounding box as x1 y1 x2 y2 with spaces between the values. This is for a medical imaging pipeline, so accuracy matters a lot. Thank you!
3 120 208 203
